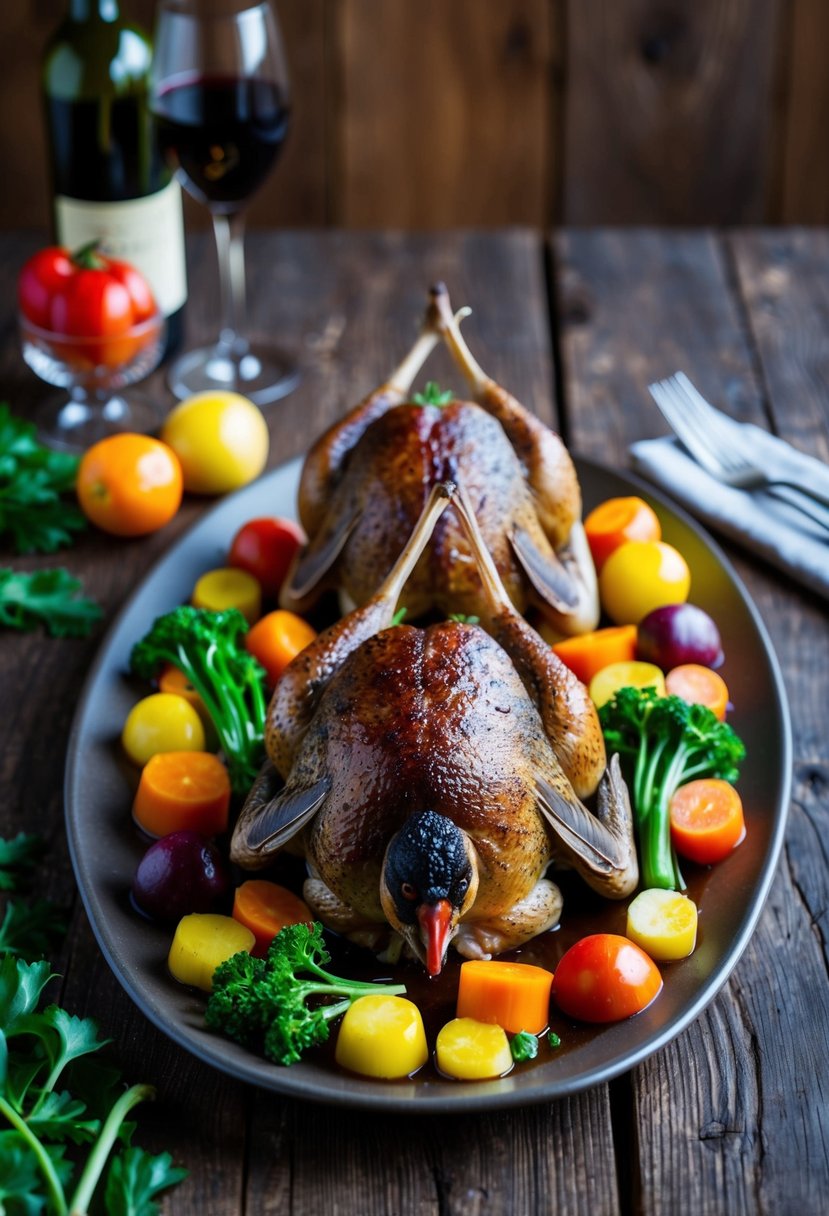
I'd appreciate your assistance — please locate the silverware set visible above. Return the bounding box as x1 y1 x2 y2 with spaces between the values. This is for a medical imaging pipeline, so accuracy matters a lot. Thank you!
648 372 829 536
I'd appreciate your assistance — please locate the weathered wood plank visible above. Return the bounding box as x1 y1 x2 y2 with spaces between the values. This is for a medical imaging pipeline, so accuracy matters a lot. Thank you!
554 227 829 1215
335 0 558 228
562 0 781 224
776 1 829 223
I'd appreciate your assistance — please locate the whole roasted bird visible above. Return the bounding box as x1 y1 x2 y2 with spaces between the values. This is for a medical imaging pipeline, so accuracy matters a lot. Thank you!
281 284 599 637
231 483 637 976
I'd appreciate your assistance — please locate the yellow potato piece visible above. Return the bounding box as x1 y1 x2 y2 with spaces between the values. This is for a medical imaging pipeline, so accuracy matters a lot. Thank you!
626 889 698 961
435 1017 514 1081
335 995 428 1079
168 914 255 991
122 693 206 766
192 567 262 625
589 661 666 709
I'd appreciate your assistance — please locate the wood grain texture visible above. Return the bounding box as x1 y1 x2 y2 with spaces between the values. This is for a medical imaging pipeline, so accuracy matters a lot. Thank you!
562 0 782 224
776 0 829 223
554 227 829 1215
273 0 555 228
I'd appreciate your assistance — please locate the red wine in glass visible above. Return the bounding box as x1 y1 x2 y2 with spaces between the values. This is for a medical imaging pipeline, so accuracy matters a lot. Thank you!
154 75 290 213
151 0 298 406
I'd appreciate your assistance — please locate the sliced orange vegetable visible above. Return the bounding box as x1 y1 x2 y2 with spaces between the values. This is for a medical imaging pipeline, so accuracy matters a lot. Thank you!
192 567 262 624
584 496 661 571
456 959 554 1035
669 779 746 864
245 609 317 686
552 624 638 687
665 663 730 721
158 663 218 748
232 880 312 956
133 751 231 838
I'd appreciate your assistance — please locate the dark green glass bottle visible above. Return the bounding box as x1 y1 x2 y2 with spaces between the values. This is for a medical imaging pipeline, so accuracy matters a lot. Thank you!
42 0 187 356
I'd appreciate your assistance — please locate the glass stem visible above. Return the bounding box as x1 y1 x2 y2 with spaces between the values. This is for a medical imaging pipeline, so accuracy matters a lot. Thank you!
212 210 248 356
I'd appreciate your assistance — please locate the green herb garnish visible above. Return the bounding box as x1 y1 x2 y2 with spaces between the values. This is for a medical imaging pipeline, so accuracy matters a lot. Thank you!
391 606 408 626
510 1031 539 1062
412 381 454 406
0 567 102 637
0 405 87 553
448 613 480 625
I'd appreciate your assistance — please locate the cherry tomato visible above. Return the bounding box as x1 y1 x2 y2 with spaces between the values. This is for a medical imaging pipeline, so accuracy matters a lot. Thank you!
228 516 305 598
77 434 183 537
551 933 663 1023
18 241 158 368
598 540 691 624
17 247 73 328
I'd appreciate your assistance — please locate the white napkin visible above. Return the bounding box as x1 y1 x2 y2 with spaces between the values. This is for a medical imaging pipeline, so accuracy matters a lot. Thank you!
630 425 829 602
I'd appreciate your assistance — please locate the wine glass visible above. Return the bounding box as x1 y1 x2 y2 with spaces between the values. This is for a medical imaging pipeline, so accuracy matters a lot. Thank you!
150 0 299 405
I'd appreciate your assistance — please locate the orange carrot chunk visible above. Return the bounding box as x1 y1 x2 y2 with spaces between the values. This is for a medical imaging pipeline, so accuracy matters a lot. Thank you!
456 959 554 1035
245 609 317 686
584 496 661 571
669 779 746 864
665 663 730 721
232 880 313 956
133 751 231 838
552 624 638 687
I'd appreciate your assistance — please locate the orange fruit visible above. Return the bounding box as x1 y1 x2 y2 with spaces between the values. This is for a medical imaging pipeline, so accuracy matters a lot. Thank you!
77 433 183 536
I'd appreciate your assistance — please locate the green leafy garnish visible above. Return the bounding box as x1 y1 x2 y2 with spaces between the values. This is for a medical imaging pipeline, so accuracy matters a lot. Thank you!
510 1031 539 1062
391 606 408 626
548 1032 561 1049
448 613 480 625
0 833 43 892
206 922 407 1066
0 957 186 1216
0 405 87 554
0 899 67 959
412 381 454 406
0 567 102 637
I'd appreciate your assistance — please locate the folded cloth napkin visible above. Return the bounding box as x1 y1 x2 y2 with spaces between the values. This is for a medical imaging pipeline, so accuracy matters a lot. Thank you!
630 424 829 602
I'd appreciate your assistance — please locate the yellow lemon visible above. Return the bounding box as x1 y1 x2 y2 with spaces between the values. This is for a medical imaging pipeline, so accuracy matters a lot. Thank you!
161 391 269 495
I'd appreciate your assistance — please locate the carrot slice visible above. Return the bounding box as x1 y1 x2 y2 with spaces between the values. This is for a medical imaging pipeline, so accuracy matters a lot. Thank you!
669 779 746 864
665 663 730 720
456 959 554 1034
552 624 638 687
584 496 661 571
245 609 317 686
232 880 313 956
133 751 231 838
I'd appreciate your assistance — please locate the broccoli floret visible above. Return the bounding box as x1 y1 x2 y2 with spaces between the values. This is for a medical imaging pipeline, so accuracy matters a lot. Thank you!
130 606 268 794
599 686 746 890
205 922 408 1067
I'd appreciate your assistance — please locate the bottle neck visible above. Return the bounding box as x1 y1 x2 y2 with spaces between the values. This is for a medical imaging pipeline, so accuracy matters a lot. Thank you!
69 0 120 21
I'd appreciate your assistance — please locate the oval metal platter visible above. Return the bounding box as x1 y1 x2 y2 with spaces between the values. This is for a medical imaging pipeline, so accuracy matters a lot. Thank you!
65 457 791 1112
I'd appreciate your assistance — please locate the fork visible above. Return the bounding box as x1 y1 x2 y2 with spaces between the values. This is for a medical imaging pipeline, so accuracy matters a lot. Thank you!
648 372 829 532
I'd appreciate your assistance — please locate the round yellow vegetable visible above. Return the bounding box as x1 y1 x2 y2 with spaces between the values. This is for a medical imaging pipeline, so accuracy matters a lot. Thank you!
588 660 666 709
435 1017 514 1081
598 540 691 625
192 567 262 625
122 693 206 766
334 995 428 1079
161 391 269 495
626 889 698 961
168 913 255 991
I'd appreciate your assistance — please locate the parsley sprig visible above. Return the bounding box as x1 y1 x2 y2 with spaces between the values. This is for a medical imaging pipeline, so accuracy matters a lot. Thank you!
412 381 454 406
0 568 102 637
0 405 87 554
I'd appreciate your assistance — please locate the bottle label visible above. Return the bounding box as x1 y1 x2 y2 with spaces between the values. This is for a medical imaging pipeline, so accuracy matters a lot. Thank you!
55 179 187 317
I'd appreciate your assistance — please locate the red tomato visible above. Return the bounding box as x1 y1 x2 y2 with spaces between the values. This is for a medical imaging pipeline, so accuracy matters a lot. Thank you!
551 934 662 1023
18 247 74 329
18 241 158 368
228 517 305 599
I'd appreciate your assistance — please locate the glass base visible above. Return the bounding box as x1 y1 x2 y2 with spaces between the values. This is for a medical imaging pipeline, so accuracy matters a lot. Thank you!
167 340 300 406
34 390 165 451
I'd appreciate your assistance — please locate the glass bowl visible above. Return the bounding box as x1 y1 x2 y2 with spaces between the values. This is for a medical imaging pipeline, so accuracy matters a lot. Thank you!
20 311 167 450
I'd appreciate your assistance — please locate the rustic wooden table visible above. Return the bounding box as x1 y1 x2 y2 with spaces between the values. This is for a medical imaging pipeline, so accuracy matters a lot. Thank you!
2 228 827 1215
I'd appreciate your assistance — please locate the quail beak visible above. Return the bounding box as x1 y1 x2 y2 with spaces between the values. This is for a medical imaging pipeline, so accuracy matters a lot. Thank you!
417 899 453 976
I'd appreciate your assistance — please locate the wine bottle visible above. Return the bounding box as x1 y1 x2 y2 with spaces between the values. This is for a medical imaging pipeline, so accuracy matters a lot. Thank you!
41 0 187 357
